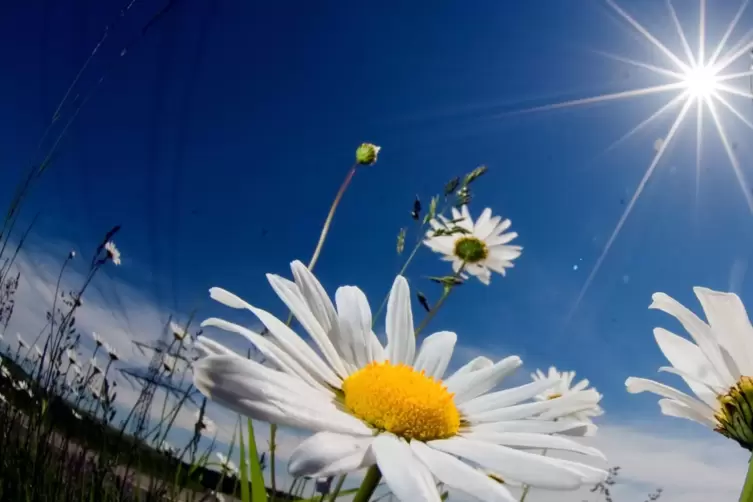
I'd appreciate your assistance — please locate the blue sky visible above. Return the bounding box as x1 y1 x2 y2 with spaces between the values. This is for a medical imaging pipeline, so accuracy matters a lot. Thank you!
3 0 753 499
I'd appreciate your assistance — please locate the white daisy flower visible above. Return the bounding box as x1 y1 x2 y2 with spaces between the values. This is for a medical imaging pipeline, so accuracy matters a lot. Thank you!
531 367 603 436
33 345 43 359
1 366 9 379
89 358 102 374
67 349 77 365
72 410 83 420
424 206 521 285
170 321 189 341
162 354 177 373
195 411 217 435
92 332 103 347
17 333 27 348
216 452 238 475
627 287 753 451
194 261 606 502
104 343 119 361
104 241 121 266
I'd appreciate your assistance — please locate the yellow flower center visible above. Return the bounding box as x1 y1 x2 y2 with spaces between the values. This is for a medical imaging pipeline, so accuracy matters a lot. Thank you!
715 376 753 451
453 236 488 264
342 361 460 441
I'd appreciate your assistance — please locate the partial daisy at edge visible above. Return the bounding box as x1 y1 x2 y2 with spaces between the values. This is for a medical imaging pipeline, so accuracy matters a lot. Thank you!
193 260 607 502
626 286 753 451
424 205 522 285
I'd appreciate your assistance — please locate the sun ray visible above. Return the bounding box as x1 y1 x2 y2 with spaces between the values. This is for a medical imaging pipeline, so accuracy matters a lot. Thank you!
667 0 696 66
606 0 692 73
593 50 684 79
502 82 687 116
706 99 753 214
695 100 703 207
717 69 753 82
602 93 688 156
716 82 753 100
713 92 753 131
714 38 753 73
698 0 706 64
567 97 695 321
708 0 749 67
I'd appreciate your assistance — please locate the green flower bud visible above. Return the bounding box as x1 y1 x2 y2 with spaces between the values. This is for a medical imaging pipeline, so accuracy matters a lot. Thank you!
356 143 381 166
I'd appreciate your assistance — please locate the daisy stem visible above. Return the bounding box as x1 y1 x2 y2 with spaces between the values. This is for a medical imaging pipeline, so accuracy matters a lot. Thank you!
352 466 382 502
326 475 347 502
271 163 359 499
739 454 753 502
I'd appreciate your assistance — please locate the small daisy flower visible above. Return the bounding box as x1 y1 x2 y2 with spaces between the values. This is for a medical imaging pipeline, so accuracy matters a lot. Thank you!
17 333 27 348
92 332 103 347
72 410 83 420
104 343 119 361
104 241 121 266
216 452 238 475
195 410 217 435
33 345 43 359
162 354 176 373
531 367 603 436
627 287 753 451
170 321 189 341
89 359 102 375
194 261 606 502
1 366 10 379
67 349 77 365
424 206 522 285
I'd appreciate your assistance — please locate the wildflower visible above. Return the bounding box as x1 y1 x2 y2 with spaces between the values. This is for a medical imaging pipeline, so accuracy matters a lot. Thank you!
89 358 102 374
104 241 121 266
626 287 753 451
160 440 177 456
355 142 381 166
72 410 83 420
33 345 43 359
194 261 606 501
104 343 119 361
91 332 103 347
68 250 76 260
16 333 27 348
424 206 522 285
170 321 189 341
195 410 217 435
531 367 603 436
1 366 10 379
216 452 238 475
162 354 176 373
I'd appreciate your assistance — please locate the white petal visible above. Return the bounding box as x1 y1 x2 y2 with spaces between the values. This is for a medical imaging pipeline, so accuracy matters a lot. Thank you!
468 390 600 423
650 292 734 386
413 331 457 380
200 319 333 393
290 261 339 334
194 336 241 358
460 379 556 415
657 398 718 428
267 274 348 378
694 287 753 377
427 437 585 489
372 435 441 502
444 356 494 386
193 356 370 436
447 356 522 404
410 441 516 502
653 327 722 407
249 304 342 387
625 377 714 421
385 276 416 365
335 286 375 369
469 419 593 435
209 287 254 310
459 431 605 459
486 233 518 247
288 432 374 478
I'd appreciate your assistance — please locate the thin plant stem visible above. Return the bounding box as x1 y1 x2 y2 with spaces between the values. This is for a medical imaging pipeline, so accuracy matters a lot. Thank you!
352 466 382 502
414 285 454 338
270 163 359 499
326 475 347 502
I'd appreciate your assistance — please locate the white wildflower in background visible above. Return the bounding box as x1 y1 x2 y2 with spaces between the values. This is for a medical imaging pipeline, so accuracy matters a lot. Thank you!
216 452 238 475
424 206 522 285
16 333 27 348
89 359 102 374
531 367 603 436
72 410 83 420
170 321 189 341
162 354 176 373
195 411 216 435
194 261 606 501
1 366 10 379
91 332 103 347
33 345 43 359
627 287 753 451
67 349 77 365
104 343 119 361
160 440 177 456
104 241 121 266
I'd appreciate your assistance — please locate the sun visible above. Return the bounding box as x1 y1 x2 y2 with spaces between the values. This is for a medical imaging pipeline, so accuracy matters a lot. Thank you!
683 64 720 99
511 0 753 319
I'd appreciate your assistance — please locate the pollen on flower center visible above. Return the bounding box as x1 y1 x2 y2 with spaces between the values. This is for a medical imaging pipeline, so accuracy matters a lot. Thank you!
454 236 488 263
341 361 460 441
547 392 563 400
714 376 753 451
